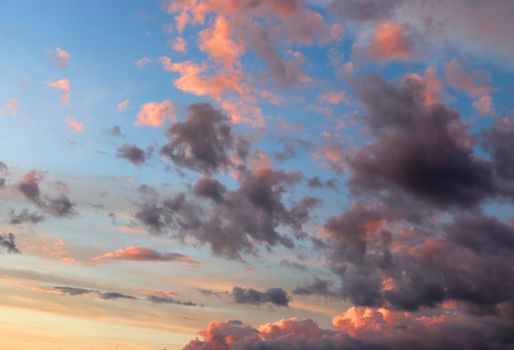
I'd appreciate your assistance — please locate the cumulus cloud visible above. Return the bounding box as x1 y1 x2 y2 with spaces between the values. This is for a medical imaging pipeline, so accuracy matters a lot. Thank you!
160 103 234 174
135 99 175 127
92 246 199 265
135 166 312 260
231 286 290 307
117 144 151 166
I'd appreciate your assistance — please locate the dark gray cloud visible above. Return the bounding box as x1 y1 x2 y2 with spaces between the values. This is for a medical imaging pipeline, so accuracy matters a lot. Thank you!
193 177 226 203
231 286 290 307
135 168 312 260
146 295 199 306
17 171 76 218
117 144 150 166
107 125 124 137
51 286 137 300
161 103 234 174
347 74 495 208
293 277 336 297
8 208 45 225
0 232 20 254
328 0 404 22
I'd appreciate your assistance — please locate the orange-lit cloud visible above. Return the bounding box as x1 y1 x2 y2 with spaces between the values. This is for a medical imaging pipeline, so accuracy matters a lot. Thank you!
55 47 70 68
65 116 85 133
172 36 187 52
92 245 199 265
444 58 493 97
46 78 70 104
369 22 413 61
135 99 175 127
473 94 494 115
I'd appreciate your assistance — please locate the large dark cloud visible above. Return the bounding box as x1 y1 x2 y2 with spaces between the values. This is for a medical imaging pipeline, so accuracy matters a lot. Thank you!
135 168 314 260
231 286 290 307
347 74 494 208
161 103 234 174
0 232 20 254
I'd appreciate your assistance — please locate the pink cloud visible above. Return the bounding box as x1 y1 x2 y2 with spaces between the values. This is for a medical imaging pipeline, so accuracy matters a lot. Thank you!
444 58 493 97
116 99 130 112
64 116 84 133
473 94 494 115
92 245 199 265
55 47 70 68
407 66 443 106
318 90 348 105
135 99 175 127
46 78 70 104
198 15 245 69
369 22 413 61
171 36 187 52
1 98 20 116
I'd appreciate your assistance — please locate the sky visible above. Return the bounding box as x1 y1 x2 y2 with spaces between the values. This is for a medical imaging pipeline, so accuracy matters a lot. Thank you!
1 0 514 349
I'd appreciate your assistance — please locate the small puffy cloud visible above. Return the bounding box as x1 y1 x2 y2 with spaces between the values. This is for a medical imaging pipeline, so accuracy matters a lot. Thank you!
231 286 290 307
135 99 175 127
65 116 85 133
116 99 130 112
55 47 70 68
473 94 494 115
368 22 414 61
117 144 150 166
172 36 187 52
8 208 45 225
46 78 71 104
92 245 199 265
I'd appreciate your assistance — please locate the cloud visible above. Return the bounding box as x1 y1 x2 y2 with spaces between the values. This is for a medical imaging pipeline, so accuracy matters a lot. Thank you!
182 307 514 350
54 47 70 68
293 277 336 297
318 90 348 105
135 166 311 260
17 170 77 218
116 99 130 112
172 36 187 52
117 144 151 166
1 98 20 116
51 286 138 300
46 78 70 104
231 286 290 307
481 116 514 183
160 103 234 173
473 94 494 115
346 73 495 208
367 22 414 61
92 245 199 265
135 57 150 68
444 58 493 97
65 116 85 133
146 293 199 306
328 0 404 22
0 232 20 254
135 99 175 127
8 208 45 225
